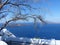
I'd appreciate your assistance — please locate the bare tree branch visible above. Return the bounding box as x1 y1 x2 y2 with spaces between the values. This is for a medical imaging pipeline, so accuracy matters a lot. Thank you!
0 15 27 31
0 0 46 31
0 15 6 19
37 15 46 24
0 10 14 14
0 0 2 4
0 0 9 10
0 20 10 31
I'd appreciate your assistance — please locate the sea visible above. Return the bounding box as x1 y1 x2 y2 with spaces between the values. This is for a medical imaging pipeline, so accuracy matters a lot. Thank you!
6 23 60 40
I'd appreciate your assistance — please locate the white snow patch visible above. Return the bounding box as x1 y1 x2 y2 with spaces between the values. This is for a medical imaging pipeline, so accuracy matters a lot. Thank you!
0 41 8 45
55 40 60 45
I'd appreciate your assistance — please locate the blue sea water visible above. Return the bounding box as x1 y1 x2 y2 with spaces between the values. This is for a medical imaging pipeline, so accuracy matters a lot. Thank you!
6 23 60 40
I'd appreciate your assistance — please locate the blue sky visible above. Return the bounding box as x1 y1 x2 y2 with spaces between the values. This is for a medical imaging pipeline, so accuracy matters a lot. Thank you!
27 0 60 23
1 0 60 23
43 0 60 23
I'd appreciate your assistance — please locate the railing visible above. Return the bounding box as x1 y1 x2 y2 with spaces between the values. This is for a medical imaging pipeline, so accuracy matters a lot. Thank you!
6 40 56 45
7 41 49 45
